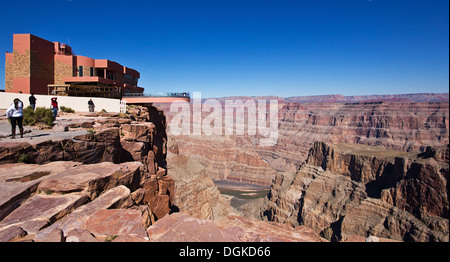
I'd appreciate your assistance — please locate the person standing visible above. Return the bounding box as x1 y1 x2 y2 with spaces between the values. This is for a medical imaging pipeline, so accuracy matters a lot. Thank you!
51 97 59 119
6 98 24 139
88 99 95 112
29 93 37 111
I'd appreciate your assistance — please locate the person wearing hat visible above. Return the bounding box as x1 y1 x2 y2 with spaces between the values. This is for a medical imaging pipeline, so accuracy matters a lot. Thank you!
51 97 59 119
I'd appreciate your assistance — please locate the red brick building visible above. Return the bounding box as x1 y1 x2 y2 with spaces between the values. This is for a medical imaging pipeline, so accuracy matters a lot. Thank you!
5 34 144 98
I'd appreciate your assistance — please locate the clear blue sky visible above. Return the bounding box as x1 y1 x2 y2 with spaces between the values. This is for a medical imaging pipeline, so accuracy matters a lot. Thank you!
0 0 448 98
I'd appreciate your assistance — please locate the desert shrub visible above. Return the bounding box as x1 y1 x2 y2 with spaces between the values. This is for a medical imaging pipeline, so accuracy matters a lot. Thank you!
60 106 75 113
17 153 31 164
23 106 54 126
117 112 127 118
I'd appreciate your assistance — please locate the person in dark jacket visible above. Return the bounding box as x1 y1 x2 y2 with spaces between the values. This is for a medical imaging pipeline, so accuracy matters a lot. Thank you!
29 93 37 111
88 99 95 112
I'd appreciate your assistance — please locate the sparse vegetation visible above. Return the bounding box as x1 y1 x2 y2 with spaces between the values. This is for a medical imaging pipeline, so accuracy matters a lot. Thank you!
17 153 31 164
60 106 75 113
105 235 118 242
23 106 54 126
117 112 127 118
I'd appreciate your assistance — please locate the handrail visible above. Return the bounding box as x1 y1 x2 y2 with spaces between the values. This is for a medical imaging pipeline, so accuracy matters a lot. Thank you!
123 92 190 98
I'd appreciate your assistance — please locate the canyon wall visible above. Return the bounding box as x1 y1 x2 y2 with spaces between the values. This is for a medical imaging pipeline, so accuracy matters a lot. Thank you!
157 100 449 185
262 141 449 242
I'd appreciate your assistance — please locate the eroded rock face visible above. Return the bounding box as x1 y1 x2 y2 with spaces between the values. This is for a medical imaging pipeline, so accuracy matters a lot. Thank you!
262 141 449 242
0 128 122 165
0 106 174 242
166 149 239 220
171 136 277 187
0 159 174 242
156 101 448 186
0 161 81 221
146 212 327 242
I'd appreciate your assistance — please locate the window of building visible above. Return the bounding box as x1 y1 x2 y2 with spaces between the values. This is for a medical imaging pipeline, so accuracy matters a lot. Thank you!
90 67 94 77
124 74 134 85
79 66 83 77
107 71 114 80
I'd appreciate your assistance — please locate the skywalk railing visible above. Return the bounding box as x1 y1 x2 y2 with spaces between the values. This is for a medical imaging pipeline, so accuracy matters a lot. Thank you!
123 92 190 98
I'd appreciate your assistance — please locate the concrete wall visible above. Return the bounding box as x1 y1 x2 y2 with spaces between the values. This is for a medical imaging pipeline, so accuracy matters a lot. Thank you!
0 92 121 113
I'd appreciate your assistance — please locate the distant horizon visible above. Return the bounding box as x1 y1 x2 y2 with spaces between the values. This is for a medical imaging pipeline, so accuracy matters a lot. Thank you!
1 1 448 98
201 91 449 98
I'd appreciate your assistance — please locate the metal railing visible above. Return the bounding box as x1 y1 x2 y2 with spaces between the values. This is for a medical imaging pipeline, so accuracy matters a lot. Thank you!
123 92 190 98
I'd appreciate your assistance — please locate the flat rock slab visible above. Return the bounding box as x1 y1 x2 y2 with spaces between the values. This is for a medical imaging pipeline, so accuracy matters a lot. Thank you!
0 226 27 242
0 161 81 221
37 161 143 196
66 228 100 242
0 192 89 235
85 209 148 240
147 213 327 242
147 212 227 242
34 185 131 240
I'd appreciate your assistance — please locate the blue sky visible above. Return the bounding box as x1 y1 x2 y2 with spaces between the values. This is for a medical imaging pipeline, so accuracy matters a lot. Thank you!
0 0 448 98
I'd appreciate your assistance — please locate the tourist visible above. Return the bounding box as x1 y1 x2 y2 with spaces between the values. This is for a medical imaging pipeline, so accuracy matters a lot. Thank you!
51 97 59 119
29 93 37 111
88 99 95 112
6 98 24 139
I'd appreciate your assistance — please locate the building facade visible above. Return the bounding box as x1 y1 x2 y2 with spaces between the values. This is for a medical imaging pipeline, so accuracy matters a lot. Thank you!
5 34 143 98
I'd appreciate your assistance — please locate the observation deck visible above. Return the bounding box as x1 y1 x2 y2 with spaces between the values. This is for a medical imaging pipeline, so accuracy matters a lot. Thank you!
122 92 190 104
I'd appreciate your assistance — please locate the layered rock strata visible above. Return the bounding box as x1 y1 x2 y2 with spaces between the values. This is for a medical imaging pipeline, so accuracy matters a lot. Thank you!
262 141 449 242
166 141 239 220
0 106 174 242
157 101 448 185
147 212 327 242
256 101 449 174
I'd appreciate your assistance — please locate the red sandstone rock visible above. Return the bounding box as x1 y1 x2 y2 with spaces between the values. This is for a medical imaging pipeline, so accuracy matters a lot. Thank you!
37 161 143 197
0 226 27 242
85 209 148 240
263 141 449 242
160 101 448 186
66 228 100 242
0 161 81 221
0 106 174 242
0 192 90 235
147 212 327 242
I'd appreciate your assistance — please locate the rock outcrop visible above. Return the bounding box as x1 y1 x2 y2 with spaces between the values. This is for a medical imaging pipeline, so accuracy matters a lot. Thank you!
166 141 239 220
0 105 174 242
146 212 327 242
262 141 449 242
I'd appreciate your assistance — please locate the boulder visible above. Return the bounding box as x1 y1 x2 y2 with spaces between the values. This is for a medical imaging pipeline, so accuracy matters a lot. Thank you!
37 161 143 197
38 228 64 242
147 212 327 242
85 209 148 241
66 228 99 242
0 226 27 242
34 185 132 240
0 161 81 221
121 123 155 143
0 192 90 235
